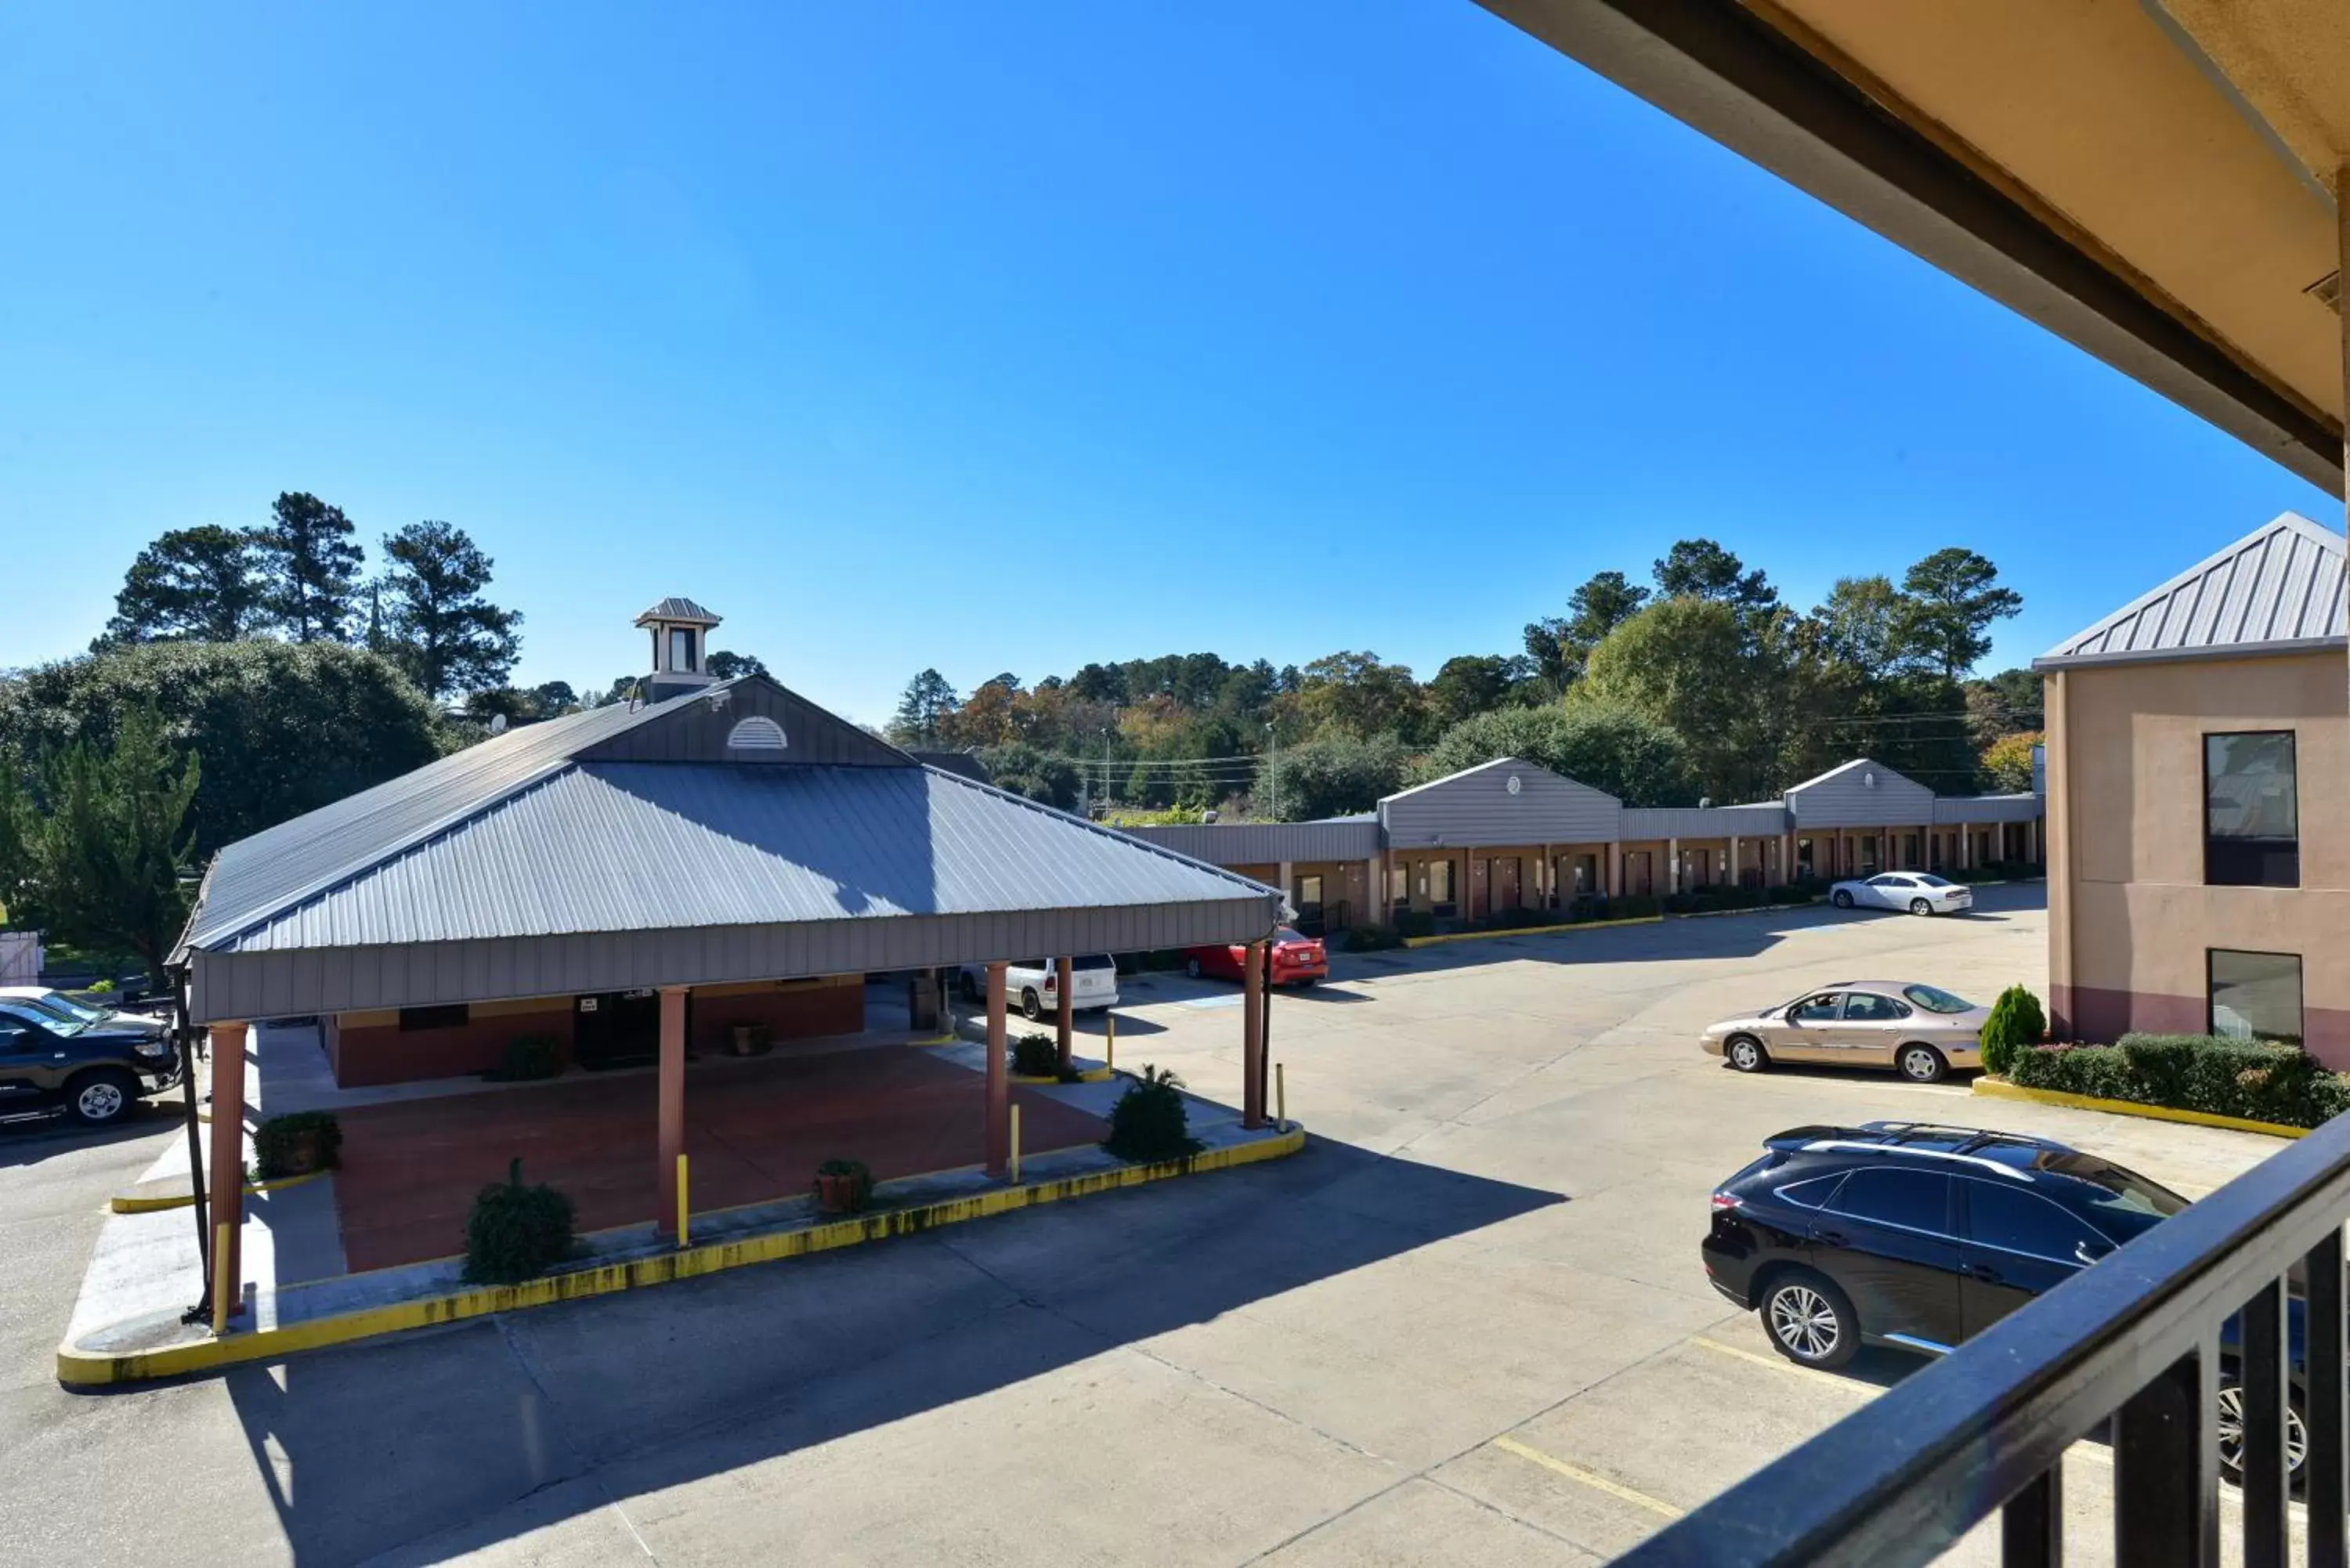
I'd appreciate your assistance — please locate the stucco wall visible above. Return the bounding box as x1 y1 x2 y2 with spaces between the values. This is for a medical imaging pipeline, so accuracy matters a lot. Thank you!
2051 650 2350 1064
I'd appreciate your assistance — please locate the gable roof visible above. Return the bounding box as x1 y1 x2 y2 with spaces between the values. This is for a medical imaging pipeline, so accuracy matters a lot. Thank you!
1781 757 1929 798
2036 512 2347 670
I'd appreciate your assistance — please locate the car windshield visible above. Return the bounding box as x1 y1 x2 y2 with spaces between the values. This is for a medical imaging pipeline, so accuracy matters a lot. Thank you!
2041 1154 2191 1235
1902 985 1974 1014
0 1003 83 1038
1913 874 1954 887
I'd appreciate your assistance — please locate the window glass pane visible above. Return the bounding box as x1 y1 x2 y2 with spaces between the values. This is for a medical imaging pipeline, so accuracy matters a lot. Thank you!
1427 860 1454 903
669 627 693 671
2210 949 2303 1045
1843 994 1908 1021
1777 1174 1848 1209
1903 985 1974 1014
1790 993 1842 1022
2206 732 2297 887
1965 1180 2102 1259
1827 1169 1950 1233
1296 875 1322 906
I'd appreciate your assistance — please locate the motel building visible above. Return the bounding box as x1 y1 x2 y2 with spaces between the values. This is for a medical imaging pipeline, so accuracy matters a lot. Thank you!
1127 754 2044 934
2041 511 2349 1065
168 598 1288 1335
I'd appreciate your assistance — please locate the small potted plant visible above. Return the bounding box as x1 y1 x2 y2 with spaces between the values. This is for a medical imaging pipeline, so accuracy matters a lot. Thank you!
812 1158 873 1214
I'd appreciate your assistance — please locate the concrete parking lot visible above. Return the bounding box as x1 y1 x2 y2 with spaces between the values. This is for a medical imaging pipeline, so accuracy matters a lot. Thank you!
0 887 2294 1565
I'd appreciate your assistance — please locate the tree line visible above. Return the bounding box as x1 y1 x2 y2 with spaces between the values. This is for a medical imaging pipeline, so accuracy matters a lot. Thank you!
885 539 2041 820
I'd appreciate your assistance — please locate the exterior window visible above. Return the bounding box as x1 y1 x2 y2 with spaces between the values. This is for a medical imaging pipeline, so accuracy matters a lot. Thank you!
1571 854 1596 896
668 627 696 673
399 1004 469 1032
2205 732 2297 886
1826 1169 1950 1234
1389 865 1408 908
1963 1180 2106 1262
1426 859 1455 909
1795 838 1814 877
1295 873 1323 912
1860 835 1880 875
2209 949 2303 1045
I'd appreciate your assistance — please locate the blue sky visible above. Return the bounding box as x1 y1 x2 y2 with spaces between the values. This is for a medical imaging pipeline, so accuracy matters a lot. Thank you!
2 4 2333 726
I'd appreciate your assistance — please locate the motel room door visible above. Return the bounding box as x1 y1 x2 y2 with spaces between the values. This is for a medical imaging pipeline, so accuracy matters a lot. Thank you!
1493 856 1522 912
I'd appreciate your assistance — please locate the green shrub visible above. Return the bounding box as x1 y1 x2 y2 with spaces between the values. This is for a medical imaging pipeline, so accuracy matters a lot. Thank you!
1979 985 2046 1077
462 1158 577 1284
2008 1035 2350 1129
1010 1031 1061 1077
251 1111 342 1179
86 977 116 995
1394 909 1437 939
1612 894 1660 919
1103 1065 1202 1163
483 1033 563 1082
1341 923 1404 952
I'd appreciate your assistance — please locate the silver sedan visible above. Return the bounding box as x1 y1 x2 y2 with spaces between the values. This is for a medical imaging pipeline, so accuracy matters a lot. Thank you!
1700 981 1989 1083
1827 873 1973 915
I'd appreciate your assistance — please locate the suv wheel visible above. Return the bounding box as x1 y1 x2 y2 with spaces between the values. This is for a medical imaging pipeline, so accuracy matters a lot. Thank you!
66 1069 136 1127
1762 1270 1859 1369
1909 897 1932 916
2218 1382 2308 1488
1897 1045 1949 1084
1831 889 1854 909
1725 1035 1769 1073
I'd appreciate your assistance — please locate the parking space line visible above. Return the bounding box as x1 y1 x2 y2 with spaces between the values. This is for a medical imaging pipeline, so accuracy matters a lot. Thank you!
1491 1435 1686 1519
1687 1334 1860 1390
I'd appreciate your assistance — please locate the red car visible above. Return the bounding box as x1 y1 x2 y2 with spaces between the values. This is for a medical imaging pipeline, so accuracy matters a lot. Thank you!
1184 928 1328 986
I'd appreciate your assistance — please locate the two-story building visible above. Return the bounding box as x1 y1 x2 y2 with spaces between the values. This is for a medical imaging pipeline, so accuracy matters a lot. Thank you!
2038 511 2348 1065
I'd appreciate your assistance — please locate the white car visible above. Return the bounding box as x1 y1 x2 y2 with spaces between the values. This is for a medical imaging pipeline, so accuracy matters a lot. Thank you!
1828 873 1974 916
955 955 1120 1019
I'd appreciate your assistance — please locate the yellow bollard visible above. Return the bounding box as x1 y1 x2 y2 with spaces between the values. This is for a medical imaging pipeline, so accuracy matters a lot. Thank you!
1106 1013 1116 1073
211 1223 233 1335
676 1154 691 1247
1010 1104 1023 1184
1277 1062 1287 1130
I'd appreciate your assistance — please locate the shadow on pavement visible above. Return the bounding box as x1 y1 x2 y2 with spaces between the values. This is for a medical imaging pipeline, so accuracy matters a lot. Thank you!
217 1129 1564 1566
0 1104 183 1169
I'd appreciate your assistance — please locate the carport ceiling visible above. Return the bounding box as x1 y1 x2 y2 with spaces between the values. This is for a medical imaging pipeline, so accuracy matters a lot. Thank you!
1476 0 2345 490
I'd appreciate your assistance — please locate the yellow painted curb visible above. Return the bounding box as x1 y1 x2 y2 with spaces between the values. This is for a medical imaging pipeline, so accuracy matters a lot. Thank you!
908 1033 957 1046
1009 1067 1115 1085
110 1168 330 1215
1972 1077 2307 1140
56 1126 1308 1386
1402 916 1664 948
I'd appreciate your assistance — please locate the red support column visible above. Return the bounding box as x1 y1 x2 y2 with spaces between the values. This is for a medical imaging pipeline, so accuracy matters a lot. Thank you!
985 961 1010 1177
656 986 687 1238
207 1021 248 1328
1242 940 1266 1129
1055 956 1074 1073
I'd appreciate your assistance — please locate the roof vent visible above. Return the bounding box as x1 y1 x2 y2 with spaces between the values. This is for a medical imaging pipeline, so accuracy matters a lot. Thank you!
1864 771 1877 789
2308 269 2341 316
726 716 786 753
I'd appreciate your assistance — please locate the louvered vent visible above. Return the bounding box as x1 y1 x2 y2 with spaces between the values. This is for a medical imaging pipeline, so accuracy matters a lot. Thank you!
726 716 787 752
2308 269 2341 315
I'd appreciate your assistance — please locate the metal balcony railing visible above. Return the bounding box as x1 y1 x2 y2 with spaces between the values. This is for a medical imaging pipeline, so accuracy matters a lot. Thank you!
1617 1114 2350 1568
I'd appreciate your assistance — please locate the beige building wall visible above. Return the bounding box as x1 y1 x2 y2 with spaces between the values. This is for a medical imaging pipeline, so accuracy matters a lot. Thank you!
2048 650 2350 1065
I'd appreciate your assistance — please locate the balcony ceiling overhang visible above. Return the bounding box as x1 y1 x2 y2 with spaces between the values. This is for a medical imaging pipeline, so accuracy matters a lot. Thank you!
1477 0 2346 490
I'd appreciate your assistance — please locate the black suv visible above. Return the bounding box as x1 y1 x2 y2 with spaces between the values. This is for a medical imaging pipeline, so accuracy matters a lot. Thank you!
1704 1120 2306 1482
0 997 182 1126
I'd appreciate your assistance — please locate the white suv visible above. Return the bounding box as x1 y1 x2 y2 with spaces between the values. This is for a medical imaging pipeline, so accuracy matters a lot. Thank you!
955 955 1120 1019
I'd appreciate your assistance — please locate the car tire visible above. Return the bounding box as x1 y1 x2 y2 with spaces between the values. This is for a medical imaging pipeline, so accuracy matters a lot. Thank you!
65 1068 137 1127
1897 1044 1949 1084
1831 890 1854 909
1185 957 1202 979
1909 898 1932 916
1760 1270 1860 1370
1725 1035 1769 1073
2218 1380 2308 1491
1021 989 1043 1021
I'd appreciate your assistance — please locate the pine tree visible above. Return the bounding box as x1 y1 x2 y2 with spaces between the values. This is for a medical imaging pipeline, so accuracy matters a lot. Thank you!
251 492 364 642
99 525 263 645
376 521 522 699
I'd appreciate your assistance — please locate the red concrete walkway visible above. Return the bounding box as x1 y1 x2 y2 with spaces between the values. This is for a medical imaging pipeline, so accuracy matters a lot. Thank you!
332 1046 1108 1273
